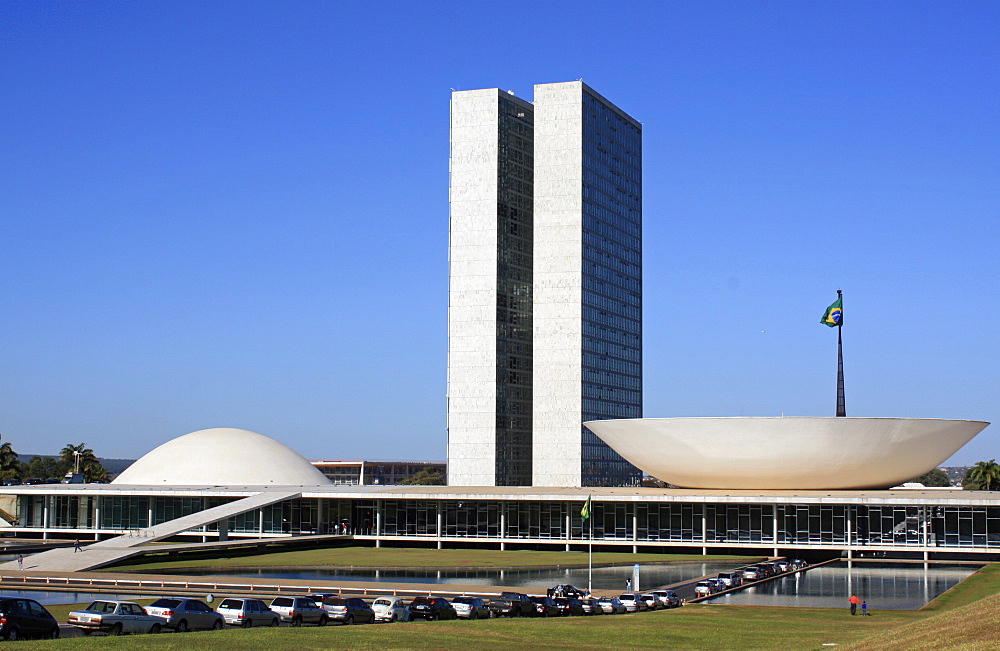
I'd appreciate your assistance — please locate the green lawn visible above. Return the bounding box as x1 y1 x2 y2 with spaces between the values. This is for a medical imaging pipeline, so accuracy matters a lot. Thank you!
103 546 763 571
20 558 999 649
18 604 923 651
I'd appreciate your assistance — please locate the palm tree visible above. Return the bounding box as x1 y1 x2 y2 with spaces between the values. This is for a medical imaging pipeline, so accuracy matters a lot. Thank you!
966 459 1000 491
59 443 96 474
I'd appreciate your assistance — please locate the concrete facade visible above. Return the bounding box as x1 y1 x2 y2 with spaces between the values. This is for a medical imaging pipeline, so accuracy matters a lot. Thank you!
448 82 642 488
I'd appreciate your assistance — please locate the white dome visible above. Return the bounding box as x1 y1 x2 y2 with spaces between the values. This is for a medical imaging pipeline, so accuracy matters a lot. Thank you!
112 428 331 486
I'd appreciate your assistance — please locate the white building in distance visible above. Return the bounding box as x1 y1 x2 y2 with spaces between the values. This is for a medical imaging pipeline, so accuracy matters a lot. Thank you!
448 81 642 488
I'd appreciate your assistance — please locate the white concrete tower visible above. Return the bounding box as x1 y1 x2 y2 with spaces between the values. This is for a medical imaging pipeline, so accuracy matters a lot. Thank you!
447 89 535 486
532 81 642 487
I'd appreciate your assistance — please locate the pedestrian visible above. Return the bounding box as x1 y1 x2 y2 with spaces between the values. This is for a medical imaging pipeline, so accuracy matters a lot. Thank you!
626 578 632 592
848 593 860 615
16 555 22 570
73 539 81 553
861 600 868 616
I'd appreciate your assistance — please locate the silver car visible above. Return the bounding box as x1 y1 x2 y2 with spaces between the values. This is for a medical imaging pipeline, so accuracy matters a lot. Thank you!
451 596 490 619
68 600 163 636
216 598 279 628
145 598 224 632
269 597 328 626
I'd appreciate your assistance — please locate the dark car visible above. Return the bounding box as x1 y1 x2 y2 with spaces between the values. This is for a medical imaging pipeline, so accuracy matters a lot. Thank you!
553 597 585 617
145 597 224 631
319 597 375 625
407 597 456 621
547 584 586 599
580 597 604 615
489 592 531 617
527 596 559 618
0 598 59 640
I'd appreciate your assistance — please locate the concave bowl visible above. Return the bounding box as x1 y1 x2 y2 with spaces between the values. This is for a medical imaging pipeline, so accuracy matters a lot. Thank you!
583 417 989 490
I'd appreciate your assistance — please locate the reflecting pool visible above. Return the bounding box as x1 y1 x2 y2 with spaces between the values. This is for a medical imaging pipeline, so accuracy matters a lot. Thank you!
704 562 979 610
0 590 143 605
140 562 739 591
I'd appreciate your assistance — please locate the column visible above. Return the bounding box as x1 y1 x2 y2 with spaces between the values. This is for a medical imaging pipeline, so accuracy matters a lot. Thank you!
42 496 49 539
701 503 707 554
772 504 779 558
500 510 506 551
436 506 442 550
258 509 264 535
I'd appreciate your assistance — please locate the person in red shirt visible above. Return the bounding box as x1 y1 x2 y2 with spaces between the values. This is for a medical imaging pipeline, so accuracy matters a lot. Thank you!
848 594 860 615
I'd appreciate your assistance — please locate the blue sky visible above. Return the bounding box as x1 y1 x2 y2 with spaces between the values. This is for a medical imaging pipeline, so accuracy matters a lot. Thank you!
1 1 998 466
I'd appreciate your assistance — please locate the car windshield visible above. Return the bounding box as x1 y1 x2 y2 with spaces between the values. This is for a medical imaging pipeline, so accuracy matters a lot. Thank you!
218 600 244 609
452 597 475 604
373 599 393 607
410 598 432 605
84 601 118 613
619 595 635 600
500 593 520 599
324 598 347 606
149 599 182 608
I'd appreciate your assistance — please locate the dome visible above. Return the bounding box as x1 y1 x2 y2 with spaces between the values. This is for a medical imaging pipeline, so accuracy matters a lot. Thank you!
584 417 989 490
112 428 331 486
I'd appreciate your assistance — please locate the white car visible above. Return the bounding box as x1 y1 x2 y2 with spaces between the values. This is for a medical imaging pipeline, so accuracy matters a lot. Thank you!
371 596 409 623
68 600 163 636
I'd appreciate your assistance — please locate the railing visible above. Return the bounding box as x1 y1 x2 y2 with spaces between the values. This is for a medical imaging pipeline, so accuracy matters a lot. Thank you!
0 573 525 600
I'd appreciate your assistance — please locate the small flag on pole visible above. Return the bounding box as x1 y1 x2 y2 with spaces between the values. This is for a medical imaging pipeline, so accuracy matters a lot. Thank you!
821 296 843 327
580 495 592 521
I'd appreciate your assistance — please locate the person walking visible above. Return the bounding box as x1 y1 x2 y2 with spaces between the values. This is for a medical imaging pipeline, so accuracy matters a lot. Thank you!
73 539 82 553
861 600 868 616
16 555 22 570
848 593 860 615
626 578 632 592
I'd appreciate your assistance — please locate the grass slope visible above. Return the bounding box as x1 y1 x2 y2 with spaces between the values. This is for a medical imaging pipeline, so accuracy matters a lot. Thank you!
17 605 921 651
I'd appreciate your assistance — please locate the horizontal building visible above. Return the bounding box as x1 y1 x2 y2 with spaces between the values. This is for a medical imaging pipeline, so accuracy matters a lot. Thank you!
4 483 1000 560
310 460 446 486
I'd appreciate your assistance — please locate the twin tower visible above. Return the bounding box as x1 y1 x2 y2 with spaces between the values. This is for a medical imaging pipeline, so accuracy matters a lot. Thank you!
448 81 643 488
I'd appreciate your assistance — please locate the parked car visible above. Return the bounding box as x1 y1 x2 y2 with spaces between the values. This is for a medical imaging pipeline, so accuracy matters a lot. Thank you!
639 594 660 610
320 596 376 625
547 584 586 599
652 590 683 608
774 560 792 573
371 596 410 623
527 596 559 617
68 600 163 636
0 597 59 640
742 566 761 581
580 597 605 615
489 592 531 617
408 597 456 621
145 598 224 632
216 598 279 628
269 596 328 626
618 593 644 613
451 596 490 620
596 596 627 614
790 558 808 570
717 571 742 588
553 597 585 616
694 581 716 598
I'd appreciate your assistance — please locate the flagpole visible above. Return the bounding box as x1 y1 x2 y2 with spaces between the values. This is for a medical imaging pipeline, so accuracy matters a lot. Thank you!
588 508 593 595
836 289 846 417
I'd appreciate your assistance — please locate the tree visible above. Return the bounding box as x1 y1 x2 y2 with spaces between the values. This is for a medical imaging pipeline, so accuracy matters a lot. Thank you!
0 436 21 481
910 468 952 487
400 468 446 485
964 460 1000 491
58 443 109 483
24 455 61 480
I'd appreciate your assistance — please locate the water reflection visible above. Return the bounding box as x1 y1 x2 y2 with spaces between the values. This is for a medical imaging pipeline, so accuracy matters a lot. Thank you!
704 562 978 610
143 562 739 591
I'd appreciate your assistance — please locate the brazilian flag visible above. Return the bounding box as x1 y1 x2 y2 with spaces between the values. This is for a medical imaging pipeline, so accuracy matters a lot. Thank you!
821 297 843 327
580 495 592 521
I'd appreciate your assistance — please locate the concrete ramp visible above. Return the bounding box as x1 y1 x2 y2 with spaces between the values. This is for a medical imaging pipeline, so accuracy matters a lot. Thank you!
5 490 300 572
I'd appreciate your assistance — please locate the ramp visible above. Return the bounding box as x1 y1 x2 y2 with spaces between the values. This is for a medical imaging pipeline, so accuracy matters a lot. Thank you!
5 490 300 572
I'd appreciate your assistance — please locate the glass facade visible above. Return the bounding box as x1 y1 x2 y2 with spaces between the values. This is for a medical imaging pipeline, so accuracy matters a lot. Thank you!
579 90 643 487
494 97 534 486
17 493 1000 552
